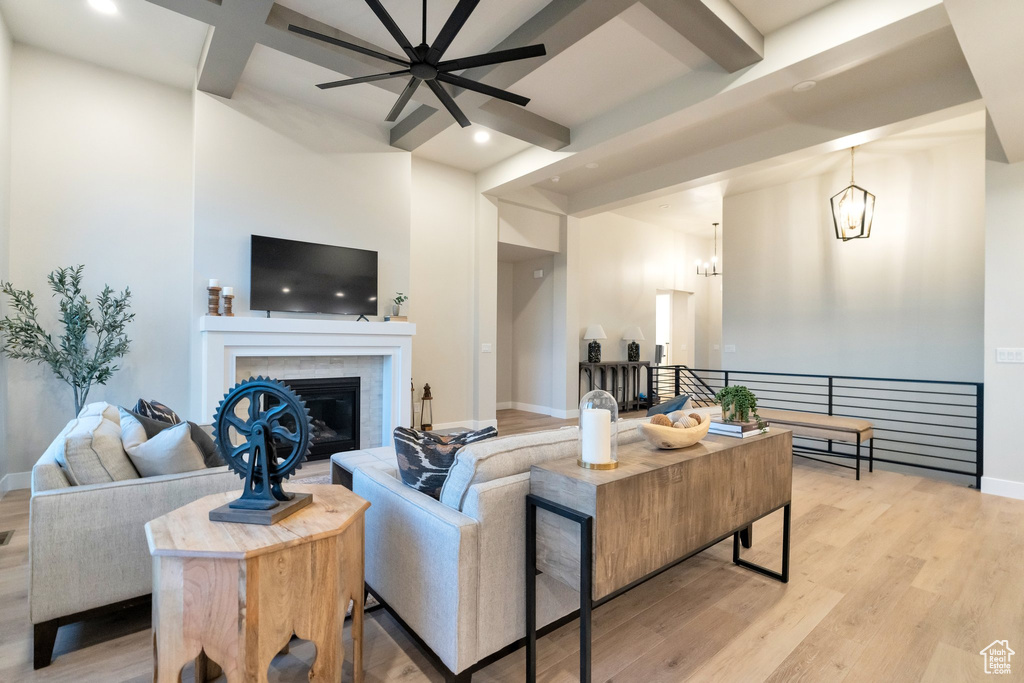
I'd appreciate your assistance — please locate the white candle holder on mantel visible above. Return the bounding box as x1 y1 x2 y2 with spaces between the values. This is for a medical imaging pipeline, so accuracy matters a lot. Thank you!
578 389 618 470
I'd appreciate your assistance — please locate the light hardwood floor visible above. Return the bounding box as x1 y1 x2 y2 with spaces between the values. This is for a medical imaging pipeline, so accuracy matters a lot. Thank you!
1 410 1022 681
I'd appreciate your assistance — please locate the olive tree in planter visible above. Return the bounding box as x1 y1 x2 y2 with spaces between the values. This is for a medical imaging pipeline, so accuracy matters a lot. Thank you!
0 265 135 416
715 385 767 432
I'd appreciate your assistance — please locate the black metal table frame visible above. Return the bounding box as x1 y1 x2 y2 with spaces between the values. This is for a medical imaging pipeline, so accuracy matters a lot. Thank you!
525 494 792 683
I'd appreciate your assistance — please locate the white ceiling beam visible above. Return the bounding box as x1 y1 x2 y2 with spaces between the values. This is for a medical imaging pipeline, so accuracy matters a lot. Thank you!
641 0 762 72
944 0 1024 163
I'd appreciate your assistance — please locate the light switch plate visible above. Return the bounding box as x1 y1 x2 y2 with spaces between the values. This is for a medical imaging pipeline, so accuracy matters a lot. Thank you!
723 344 736 353
481 343 493 353
534 269 544 279
996 348 1024 363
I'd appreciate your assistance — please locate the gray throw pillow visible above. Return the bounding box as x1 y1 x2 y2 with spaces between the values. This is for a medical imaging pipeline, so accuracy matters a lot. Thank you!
394 426 498 499
128 410 225 468
119 408 206 477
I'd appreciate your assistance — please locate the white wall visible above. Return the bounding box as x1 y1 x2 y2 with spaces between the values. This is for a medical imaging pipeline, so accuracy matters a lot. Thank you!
0 13 11 489
982 158 1024 499
409 157 477 428
5 46 195 477
511 255 555 412
190 91 412 420
722 137 985 381
496 261 513 407
577 212 719 367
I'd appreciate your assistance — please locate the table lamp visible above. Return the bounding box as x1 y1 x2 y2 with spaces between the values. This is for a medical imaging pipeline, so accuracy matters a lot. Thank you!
623 326 645 362
583 324 607 363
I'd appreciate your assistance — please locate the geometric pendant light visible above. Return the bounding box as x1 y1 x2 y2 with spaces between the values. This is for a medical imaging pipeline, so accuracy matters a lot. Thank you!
831 146 875 241
696 222 723 277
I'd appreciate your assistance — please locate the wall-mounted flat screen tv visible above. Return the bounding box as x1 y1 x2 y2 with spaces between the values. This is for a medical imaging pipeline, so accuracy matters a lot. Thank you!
250 235 378 316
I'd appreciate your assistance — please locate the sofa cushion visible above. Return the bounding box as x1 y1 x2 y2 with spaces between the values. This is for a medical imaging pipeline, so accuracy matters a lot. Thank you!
50 415 140 486
119 408 207 477
440 428 581 510
77 401 122 424
394 426 498 499
134 398 182 425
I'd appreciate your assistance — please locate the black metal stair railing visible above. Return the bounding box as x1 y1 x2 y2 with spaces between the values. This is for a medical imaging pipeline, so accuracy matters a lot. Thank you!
650 365 984 489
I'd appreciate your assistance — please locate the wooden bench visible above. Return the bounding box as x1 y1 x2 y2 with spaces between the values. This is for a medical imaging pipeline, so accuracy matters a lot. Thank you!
758 408 874 480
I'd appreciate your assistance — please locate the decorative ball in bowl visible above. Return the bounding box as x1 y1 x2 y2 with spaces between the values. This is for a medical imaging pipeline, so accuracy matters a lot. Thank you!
638 412 712 449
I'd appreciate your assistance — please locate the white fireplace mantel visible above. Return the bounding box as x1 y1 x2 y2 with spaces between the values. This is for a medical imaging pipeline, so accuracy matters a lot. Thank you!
198 316 415 446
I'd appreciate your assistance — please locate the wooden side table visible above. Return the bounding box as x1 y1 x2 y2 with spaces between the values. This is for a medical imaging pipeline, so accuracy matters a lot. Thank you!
146 484 369 683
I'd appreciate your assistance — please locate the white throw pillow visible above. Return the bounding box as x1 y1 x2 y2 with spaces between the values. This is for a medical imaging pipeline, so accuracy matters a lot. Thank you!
52 415 140 486
119 408 206 477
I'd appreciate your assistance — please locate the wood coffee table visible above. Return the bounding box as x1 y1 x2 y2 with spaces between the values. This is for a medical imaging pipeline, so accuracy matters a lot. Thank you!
146 484 369 683
526 429 793 682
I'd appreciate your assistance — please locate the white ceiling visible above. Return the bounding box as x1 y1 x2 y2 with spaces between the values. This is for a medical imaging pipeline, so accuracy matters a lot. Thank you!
0 0 207 89
730 0 839 35
415 123 533 173
612 108 985 234
513 4 713 128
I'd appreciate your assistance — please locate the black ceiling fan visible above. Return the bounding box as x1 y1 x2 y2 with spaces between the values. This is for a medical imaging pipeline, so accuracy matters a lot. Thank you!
288 0 545 127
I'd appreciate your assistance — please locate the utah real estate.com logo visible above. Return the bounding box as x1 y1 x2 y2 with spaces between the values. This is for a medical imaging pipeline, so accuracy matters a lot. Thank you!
980 640 1015 675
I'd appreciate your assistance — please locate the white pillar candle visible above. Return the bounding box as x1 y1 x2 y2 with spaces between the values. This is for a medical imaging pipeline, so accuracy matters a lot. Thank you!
580 408 612 464
208 278 220 288
222 286 233 296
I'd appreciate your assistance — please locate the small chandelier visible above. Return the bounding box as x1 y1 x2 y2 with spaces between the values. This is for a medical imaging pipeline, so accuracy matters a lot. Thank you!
695 222 722 277
831 146 875 241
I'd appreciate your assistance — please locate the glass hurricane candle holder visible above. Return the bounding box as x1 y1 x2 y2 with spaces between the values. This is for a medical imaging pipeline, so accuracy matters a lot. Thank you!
578 389 618 470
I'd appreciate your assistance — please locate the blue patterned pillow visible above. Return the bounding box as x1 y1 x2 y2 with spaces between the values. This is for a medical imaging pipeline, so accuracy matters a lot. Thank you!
394 426 498 499
134 399 182 425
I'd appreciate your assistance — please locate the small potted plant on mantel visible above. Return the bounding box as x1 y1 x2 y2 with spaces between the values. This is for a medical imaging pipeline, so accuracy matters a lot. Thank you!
387 292 409 321
711 385 768 437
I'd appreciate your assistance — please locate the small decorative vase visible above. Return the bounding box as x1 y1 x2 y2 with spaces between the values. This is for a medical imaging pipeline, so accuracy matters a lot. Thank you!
392 304 400 316
627 341 640 362
588 340 602 363
578 390 618 469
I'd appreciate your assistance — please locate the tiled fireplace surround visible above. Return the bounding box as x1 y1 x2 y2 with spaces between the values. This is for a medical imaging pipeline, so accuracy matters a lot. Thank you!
234 355 384 449
198 317 415 449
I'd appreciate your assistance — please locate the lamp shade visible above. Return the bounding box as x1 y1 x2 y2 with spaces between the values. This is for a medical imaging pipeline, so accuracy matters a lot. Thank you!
622 326 645 342
583 324 607 341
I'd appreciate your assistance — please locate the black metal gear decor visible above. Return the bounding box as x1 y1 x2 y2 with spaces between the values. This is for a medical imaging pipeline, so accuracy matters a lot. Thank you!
210 377 314 523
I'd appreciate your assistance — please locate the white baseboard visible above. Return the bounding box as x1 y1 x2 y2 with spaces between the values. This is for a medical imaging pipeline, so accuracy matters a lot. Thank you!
0 471 31 496
495 401 513 411
496 402 579 420
981 476 1024 500
432 419 499 432
551 408 579 420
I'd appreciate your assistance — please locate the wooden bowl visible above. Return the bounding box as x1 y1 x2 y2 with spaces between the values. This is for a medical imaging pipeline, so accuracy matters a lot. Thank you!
638 413 712 449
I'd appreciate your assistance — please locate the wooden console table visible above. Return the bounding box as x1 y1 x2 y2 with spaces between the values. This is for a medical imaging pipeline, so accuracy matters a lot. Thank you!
146 484 369 683
579 361 652 411
526 430 793 682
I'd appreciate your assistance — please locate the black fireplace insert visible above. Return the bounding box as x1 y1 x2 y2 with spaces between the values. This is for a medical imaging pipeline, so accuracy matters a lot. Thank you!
269 377 360 460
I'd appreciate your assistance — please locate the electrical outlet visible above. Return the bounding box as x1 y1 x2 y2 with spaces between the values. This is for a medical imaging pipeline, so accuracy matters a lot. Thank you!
723 344 736 353
481 343 493 353
534 269 544 279
997 348 1024 363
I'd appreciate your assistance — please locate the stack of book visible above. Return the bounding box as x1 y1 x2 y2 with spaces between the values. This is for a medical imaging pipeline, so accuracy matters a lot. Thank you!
709 419 769 438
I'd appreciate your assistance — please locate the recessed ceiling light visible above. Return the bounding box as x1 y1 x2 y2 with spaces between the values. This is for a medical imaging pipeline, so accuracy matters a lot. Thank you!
551 176 560 183
473 130 491 144
369 296 377 301
88 0 118 15
585 162 599 169
281 287 291 293
793 80 817 93
335 292 345 297
659 204 671 209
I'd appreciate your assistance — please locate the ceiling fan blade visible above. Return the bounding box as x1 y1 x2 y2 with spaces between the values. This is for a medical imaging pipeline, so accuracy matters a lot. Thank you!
436 73 530 106
425 0 480 64
426 79 471 127
437 44 546 72
317 69 411 90
363 0 419 61
387 77 422 121
288 25 409 67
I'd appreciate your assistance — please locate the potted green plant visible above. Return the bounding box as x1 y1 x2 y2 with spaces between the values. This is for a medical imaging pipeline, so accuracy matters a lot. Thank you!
715 385 767 431
392 292 408 317
0 265 135 415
